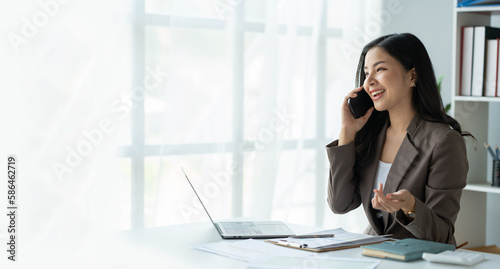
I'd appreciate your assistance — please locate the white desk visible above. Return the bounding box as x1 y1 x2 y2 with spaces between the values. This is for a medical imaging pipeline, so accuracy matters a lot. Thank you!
107 222 500 269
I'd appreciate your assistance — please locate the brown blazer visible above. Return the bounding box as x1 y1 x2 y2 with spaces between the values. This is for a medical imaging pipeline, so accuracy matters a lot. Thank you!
326 116 468 245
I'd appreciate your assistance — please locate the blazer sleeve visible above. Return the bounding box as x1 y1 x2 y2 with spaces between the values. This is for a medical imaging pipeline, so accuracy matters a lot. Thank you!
395 129 468 244
326 140 362 214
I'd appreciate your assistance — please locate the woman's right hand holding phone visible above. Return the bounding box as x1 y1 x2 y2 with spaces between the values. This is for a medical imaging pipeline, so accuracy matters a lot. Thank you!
339 87 374 146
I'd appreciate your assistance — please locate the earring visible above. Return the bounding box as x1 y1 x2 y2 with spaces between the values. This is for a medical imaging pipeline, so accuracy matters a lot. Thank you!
410 82 416 87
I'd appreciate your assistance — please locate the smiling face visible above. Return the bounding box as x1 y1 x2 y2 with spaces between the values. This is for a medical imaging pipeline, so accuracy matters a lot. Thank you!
362 47 416 115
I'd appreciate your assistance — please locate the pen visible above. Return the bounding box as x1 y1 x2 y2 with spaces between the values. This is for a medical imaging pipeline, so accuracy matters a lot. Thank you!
484 143 497 160
457 241 468 249
277 240 307 248
289 234 335 239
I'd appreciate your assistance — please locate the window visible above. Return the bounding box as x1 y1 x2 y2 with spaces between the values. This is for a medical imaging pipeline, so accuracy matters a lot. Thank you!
115 0 373 232
2 0 394 258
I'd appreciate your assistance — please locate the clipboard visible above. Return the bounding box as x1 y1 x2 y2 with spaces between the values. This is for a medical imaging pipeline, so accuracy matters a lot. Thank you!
265 228 392 252
265 239 391 252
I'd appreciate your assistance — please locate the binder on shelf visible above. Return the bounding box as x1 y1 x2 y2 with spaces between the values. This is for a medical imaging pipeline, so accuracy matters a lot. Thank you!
472 26 486 96
484 38 499 97
460 26 474 96
472 26 500 96
461 26 500 96
457 0 500 7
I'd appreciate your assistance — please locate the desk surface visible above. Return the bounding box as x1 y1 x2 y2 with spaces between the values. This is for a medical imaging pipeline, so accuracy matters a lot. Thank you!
107 222 500 269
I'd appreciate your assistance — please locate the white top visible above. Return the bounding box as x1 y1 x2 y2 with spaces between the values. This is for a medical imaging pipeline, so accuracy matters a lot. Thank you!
374 160 392 191
373 160 392 218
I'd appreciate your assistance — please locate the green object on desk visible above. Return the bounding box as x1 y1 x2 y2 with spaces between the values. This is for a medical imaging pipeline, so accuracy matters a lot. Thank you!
361 238 455 262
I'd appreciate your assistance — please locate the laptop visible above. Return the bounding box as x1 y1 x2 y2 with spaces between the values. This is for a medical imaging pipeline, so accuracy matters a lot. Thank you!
181 168 295 239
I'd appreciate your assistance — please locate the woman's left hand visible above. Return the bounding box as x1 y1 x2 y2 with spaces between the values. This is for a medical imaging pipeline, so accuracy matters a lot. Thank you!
372 183 416 213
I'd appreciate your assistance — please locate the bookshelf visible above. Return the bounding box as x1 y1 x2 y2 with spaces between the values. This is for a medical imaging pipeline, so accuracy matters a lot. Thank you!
465 183 500 194
454 96 500 102
452 2 500 248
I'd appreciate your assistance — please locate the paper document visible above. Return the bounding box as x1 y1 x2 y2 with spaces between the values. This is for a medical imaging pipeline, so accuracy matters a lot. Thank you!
268 228 390 250
194 239 312 262
247 256 381 269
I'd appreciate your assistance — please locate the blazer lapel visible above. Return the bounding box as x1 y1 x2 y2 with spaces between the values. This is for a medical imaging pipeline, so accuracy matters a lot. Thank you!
382 131 419 228
384 117 421 195
361 122 388 235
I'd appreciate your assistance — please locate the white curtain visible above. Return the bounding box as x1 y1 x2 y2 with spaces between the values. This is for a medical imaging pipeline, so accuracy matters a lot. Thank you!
322 0 384 233
0 0 393 264
146 0 384 232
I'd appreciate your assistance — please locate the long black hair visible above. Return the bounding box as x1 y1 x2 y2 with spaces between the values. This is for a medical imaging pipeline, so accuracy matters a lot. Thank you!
354 33 473 166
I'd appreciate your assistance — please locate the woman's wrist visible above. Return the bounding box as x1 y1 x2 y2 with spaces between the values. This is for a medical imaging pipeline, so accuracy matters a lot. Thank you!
401 195 416 213
339 127 356 146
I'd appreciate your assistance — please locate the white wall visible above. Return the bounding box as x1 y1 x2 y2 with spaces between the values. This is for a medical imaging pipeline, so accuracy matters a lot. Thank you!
487 103 500 245
378 0 454 106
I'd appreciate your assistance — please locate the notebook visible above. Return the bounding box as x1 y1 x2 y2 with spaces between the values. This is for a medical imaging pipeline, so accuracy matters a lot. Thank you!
361 238 455 262
181 168 295 239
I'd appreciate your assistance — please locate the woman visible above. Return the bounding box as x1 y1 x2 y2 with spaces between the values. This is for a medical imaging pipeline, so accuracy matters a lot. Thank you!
326 33 472 245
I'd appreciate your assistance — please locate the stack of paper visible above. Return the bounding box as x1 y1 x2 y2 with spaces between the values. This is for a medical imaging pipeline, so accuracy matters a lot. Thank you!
267 228 390 252
194 239 311 262
247 256 381 269
194 237 382 269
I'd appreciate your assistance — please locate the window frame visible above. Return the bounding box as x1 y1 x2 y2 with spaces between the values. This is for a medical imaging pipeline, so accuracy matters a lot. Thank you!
118 1 341 229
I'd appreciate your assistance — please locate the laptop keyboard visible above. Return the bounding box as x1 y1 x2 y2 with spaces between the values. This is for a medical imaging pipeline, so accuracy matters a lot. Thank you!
221 222 263 235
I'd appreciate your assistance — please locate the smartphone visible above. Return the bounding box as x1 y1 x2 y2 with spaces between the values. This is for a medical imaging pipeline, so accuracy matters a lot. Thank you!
348 87 374 119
